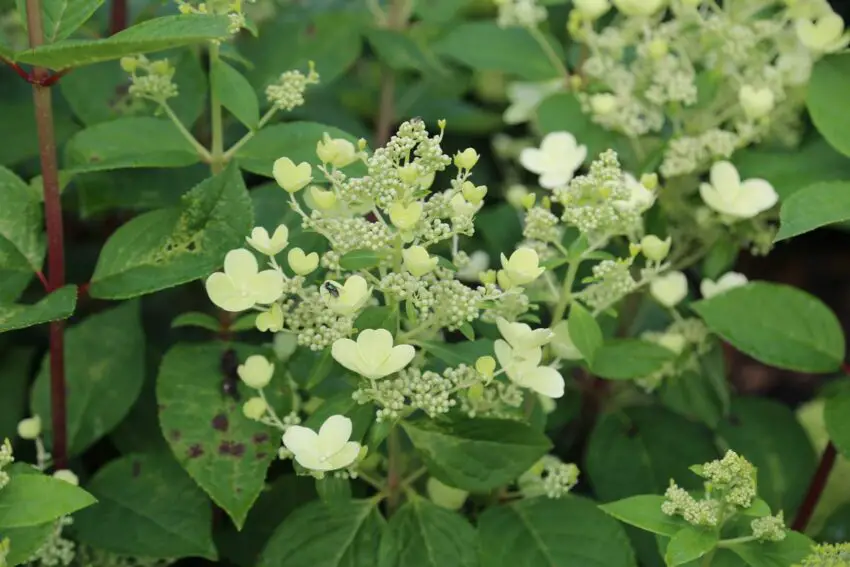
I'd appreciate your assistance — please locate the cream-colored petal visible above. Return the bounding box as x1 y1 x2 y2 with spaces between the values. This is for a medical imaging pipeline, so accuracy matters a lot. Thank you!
224 248 259 281
357 329 395 370
541 131 578 156
519 148 548 175
539 170 571 190
331 338 365 375
294 451 332 472
251 270 284 304
699 183 734 216
737 179 778 217
282 425 319 457
205 273 254 312
271 224 290 247
518 366 565 398
326 442 361 470
318 415 353 456
344 274 369 297
709 161 741 196
494 339 513 370
376 344 416 377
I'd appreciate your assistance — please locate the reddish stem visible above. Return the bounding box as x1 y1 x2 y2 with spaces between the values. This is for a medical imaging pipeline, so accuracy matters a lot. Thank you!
26 0 68 469
35 270 49 290
109 0 128 35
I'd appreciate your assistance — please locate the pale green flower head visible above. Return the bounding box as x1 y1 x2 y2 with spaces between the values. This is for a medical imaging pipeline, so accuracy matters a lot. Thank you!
273 158 312 193
237 354 275 389
321 275 371 316
500 247 545 287
402 246 438 277
246 225 289 257
316 133 358 168
331 328 415 380
287 248 319 276
699 161 778 220
282 415 361 473
205 249 284 312
17 415 41 440
649 271 688 308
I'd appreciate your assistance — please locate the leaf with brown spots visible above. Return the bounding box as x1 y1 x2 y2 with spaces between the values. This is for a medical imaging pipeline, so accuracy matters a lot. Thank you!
157 342 289 529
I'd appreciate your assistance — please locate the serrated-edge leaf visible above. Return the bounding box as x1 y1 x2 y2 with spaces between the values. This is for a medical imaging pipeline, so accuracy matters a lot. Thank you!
0 285 77 333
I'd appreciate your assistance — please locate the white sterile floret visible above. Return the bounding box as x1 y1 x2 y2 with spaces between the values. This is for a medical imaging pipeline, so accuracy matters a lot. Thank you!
615 173 656 213
699 161 778 220
402 246 438 277
520 132 588 189
246 225 289 256
389 201 423 231
496 317 553 352
321 275 372 316
273 158 312 193
53 470 79 486
550 321 584 360
242 397 268 421
206 249 284 312
17 416 41 440
640 235 672 262
237 355 275 389
650 271 688 307
427 477 469 510
574 0 611 20
282 415 361 472
613 0 665 16
738 86 775 121
450 194 483 218
503 79 564 124
494 340 565 398
700 272 748 299
309 186 338 211
287 247 319 276
501 247 545 286
256 303 284 332
316 133 358 168
795 11 850 53
331 328 416 380
457 250 490 281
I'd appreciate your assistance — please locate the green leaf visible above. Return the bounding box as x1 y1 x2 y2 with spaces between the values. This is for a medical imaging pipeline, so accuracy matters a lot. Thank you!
586 407 718 502
355 306 398 334
315 477 351 504
14 14 232 70
32 301 145 456
16 0 104 43
458 322 475 341
825 389 850 460
0 166 45 302
157 343 281 529
0 349 35 441
665 527 718 566
600 496 690 537
591 339 678 380
727 531 813 567
414 0 473 23
807 53 850 158
659 344 730 429
258 500 383 567
716 398 816 514
691 282 845 373
402 416 551 491
776 182 850 241
568 303 603 364
339 249 381 271
478 496 637 567
235 122 358 177
89 163 252 299
171 311 221 332
433 22 563 80
64 117 200 173
2 523 54 566
741 499 772 518
0 285 77 333
378 497 477 567
367 29 447 75
212 58 259 130
734 136 850 200
231 312 258 332
74 453 216 560
419 339 494 368
0 471 96 528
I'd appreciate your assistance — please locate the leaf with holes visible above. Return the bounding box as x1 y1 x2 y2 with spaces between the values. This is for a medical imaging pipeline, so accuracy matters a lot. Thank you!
74 453 216 560
89 163 252 299
157 343 284 529
0 166 45 302
0 285 77 333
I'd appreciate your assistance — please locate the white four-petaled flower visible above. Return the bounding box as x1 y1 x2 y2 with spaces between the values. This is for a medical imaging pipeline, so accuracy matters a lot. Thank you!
246 225 289 256
519 132 587 189
205 249 284 312
500 248 545 287
496 317 553 351
282 415 361 472
700 272 748 299
321 275 371 316
237 355 275 389
795 12 850 53
699 161 778 220
650 271 688 308
494 340 565 399
331 328 415 380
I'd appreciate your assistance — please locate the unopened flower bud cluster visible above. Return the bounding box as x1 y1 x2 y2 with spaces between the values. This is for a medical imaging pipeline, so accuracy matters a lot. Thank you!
266 63 320 111
518 455 580 499
495 0 547 29
175 0 252 33
800 543 850 567
0 439 13 491
121 55 178 102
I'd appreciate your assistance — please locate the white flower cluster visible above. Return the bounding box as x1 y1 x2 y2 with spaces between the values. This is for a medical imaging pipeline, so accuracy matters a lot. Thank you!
571 0 847 177
495 0 547 28
750 512 787 543
518 455 580 499
175 0 251 33
121 55 178 102
0 438 13 490
27 516 75 567
800 543 850 567
265 63 320 111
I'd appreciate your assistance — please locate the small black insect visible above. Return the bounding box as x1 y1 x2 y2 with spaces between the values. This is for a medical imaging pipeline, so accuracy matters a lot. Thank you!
323 281 340 298
220 348 241 402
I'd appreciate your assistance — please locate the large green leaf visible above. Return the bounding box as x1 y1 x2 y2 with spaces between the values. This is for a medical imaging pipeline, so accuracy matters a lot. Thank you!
402 417 551 492
2 522 54 566
691 283 845 373
157 343 282 529
776 182 850 241
31 301 145 456
433 22 563 81
716 398 816 514
591 339 677 380
585 407 718 502
74 453 216 560
0 285 77 333
378 497 477 567
16 0 104 43
568 303 603 364
665 527 718 566
0 468 96 528
235 122 358 177
89 163 252 299
807 53 850 158
727 531 813 567
0 166 45 302
659 344 730 429
212 58 259 130
258 500 383 567
478 496 637 567
64 117 201 173
14 14 232 70
600 495 690 537
825 388 850 460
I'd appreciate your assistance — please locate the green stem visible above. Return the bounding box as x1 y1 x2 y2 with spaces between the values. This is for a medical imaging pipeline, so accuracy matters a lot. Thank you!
209 42 225 174
717 535 758 548
386 425 403 515
529 26 570 82
552 259 580 325
161 101 212 162
222 106 279 161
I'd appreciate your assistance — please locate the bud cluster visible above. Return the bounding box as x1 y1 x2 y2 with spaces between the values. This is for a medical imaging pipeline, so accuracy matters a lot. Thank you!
265 63 320 111
121 55 178 102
